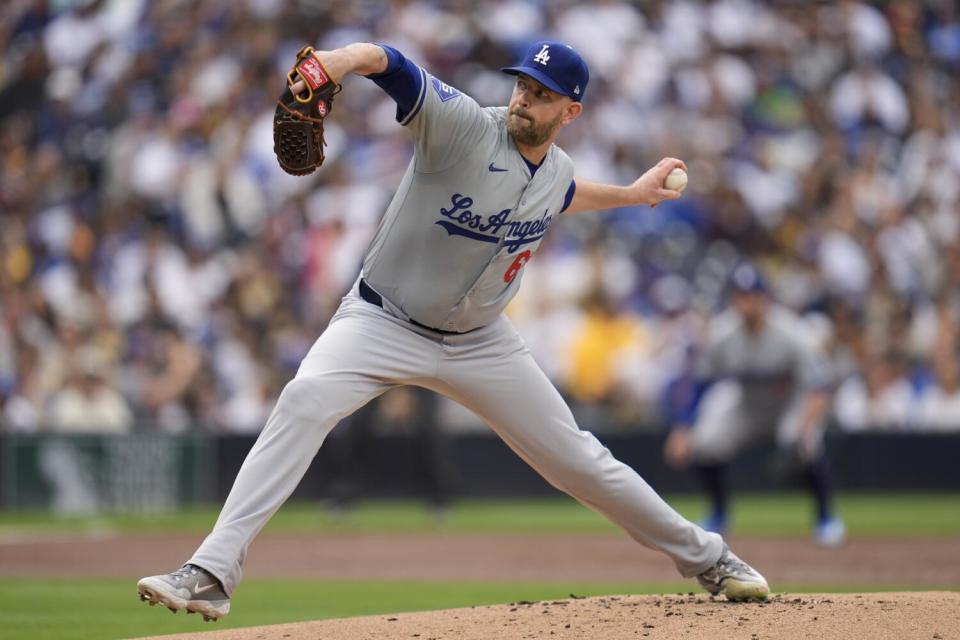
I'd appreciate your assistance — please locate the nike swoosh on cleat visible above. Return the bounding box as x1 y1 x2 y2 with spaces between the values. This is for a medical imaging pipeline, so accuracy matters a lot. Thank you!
488 163 508 172
194 581 218 594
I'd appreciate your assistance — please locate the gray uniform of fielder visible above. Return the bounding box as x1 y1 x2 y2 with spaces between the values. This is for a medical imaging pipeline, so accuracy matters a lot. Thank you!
690 305 832 462
188 58 723 596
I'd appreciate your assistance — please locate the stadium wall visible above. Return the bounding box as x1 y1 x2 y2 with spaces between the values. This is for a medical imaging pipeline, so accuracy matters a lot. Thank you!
2 431 958 510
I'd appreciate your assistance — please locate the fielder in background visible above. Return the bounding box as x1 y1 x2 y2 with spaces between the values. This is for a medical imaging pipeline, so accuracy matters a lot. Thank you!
137 40 769 622
663 264 846 547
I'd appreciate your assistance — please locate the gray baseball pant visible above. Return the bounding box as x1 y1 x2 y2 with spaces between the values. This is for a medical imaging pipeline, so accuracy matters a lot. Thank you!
189 292 723 595
690 379 826 464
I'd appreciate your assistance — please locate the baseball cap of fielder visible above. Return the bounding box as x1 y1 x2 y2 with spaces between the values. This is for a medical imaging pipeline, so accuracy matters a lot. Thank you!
501 41 589 102
730 263 768 294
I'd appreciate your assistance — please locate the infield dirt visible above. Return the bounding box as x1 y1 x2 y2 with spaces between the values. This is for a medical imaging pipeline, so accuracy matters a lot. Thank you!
135 592 959 640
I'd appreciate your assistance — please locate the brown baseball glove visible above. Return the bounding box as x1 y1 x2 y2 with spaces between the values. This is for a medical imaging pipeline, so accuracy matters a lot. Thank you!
273 46 340 176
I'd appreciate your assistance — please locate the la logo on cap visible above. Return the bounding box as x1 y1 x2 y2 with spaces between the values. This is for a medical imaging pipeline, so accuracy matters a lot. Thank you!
533 44 550 65
501 41 588 102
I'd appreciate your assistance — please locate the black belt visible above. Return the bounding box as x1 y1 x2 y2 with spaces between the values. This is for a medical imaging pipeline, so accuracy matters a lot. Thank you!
359 279 469 335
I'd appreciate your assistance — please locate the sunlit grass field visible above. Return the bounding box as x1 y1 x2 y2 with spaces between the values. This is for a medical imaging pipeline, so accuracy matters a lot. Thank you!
1 493 958 537
2 493 957 639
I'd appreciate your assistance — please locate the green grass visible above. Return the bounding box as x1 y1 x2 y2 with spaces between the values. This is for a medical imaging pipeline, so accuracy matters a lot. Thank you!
1 493 958 538
2 578 943 640
0 578 682 640
686 492 960 536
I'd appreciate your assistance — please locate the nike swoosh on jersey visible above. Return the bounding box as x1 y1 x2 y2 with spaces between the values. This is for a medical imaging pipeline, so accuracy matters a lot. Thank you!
488 163 508 172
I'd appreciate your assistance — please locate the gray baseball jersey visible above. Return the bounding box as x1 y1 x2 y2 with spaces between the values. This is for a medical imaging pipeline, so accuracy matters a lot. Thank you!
691 304 832 461
701 305 831 410
362 71 573 332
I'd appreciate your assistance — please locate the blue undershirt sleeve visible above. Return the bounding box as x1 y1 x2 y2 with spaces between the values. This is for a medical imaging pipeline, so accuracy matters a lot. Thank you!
365 44 424 122
675 378 710 426
561 180 576 213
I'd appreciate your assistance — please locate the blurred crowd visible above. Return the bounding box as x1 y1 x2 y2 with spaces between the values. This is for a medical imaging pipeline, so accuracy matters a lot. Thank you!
1 0 958 435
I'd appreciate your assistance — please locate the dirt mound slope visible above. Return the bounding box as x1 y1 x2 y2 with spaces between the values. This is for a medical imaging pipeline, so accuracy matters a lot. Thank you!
135 591 958 640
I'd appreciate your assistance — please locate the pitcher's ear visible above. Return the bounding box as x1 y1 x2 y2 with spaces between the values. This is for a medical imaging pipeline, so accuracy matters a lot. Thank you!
563 101 583 125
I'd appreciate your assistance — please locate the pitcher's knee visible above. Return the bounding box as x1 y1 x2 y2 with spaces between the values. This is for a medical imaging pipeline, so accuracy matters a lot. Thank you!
550 448 616 495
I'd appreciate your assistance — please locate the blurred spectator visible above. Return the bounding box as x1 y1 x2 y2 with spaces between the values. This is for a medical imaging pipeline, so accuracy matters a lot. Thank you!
46 345 133 434
126 318 206 433
567 287 647 408
1 0 959 434
917 352 960 432
829 63 909 134
834 351 916 431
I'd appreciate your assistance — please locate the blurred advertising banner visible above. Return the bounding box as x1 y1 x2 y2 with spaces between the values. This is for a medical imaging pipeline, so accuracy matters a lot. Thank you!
1 434 213 513
1 432 958 511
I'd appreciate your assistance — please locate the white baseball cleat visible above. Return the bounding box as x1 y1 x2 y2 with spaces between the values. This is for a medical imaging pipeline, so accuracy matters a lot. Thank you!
137 564 230 621
696 545 770 601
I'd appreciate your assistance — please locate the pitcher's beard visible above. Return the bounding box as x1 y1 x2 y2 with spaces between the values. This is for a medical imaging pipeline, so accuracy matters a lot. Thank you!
508 112 561 147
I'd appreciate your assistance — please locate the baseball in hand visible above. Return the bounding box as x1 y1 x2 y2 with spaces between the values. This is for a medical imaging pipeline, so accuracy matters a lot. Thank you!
664 168 688 192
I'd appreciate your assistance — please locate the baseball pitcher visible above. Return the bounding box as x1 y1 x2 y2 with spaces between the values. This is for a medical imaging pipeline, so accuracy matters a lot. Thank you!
137 41 769 622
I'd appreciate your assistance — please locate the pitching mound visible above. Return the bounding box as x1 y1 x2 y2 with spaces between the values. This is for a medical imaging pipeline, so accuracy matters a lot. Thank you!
137 592 958 640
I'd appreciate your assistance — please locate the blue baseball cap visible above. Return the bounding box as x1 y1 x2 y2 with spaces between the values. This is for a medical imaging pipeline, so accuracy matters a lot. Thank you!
502 41 589 102
730 263 768 294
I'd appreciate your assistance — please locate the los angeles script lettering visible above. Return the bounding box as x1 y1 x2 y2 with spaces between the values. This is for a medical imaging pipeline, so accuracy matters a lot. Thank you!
438 193 553 249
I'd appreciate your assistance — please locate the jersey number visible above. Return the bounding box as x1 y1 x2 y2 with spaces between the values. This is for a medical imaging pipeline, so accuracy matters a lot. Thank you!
503 250 532 283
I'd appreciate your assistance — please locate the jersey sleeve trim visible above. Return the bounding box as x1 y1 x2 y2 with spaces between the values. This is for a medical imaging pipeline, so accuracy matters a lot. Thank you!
560 180 576 213
366 45 426 123
399 66 429 126
365 44 404 77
